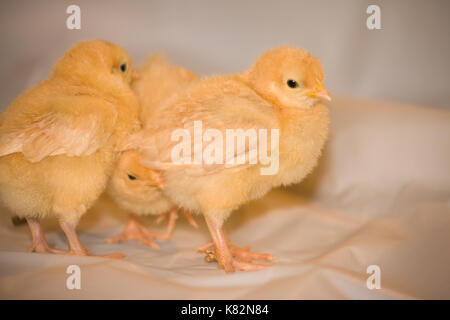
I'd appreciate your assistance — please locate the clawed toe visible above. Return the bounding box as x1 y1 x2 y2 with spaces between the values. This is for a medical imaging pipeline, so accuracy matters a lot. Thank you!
230 246 275 262
107 231 160 249
28 243 68 255
91 252 124 259
198 242 275 263
231 259 271 271
198 241 274 273
106 214 167 249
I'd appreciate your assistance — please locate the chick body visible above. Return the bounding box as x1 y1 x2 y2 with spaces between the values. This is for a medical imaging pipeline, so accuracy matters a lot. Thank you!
137 46 330 272
133 54 198 123
0 40 140 256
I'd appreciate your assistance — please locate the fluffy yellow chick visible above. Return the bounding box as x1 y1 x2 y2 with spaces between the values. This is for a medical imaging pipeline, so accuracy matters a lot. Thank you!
0 40 140 257
106 150 197 248
133 54 198 123
107 55 199 248
135 46 331 272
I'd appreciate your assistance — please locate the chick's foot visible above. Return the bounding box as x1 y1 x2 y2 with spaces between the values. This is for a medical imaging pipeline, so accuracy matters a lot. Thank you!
202 216 274 273
198 242 274 263
59 220 123 259
107 214 166 249
27 217 67 254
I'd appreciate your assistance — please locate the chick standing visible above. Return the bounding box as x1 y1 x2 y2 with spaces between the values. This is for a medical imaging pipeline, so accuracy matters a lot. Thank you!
106 55 198 248
0 40 140 257
136 46 331 272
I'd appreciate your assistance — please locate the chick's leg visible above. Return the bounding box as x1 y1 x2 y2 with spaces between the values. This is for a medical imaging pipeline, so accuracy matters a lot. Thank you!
107 214 167 249
182 209 199 228
59 220 123 259
156 207 198 238
202 216 273 273
163 207 178 238
26 217 66 254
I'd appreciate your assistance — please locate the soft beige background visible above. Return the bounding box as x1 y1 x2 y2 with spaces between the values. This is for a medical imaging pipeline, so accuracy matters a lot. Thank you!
0 0 449 110
0 1 449 300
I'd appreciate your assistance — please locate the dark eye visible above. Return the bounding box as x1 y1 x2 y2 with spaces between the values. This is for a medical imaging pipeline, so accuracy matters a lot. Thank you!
287 79 299 88
127 174 136 180
120 63 127 73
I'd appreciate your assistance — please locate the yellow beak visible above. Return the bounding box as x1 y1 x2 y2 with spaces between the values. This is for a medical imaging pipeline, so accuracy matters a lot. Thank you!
306 83 331 101
146 180 165 189
313 85 331 101
132 70 140 81
154 176 165 190
144 169 165 189
156 180 165 189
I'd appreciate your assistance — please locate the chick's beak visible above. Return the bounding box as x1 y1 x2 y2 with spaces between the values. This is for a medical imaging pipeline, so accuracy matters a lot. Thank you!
313 85 331 101
146 175 165 189
156 179 165 189
145 181 165 189
132 70 140 81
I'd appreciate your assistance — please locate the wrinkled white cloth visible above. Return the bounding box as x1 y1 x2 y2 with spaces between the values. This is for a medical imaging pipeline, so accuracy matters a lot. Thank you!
0 96 449 299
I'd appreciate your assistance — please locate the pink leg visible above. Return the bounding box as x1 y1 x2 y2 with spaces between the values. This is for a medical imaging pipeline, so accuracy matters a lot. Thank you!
59 220 123 259
155 211 168 225
165 208 178 238
156 207 198 238
182 209 198 228
107 214 167 248
202 216 273 273
26 217 66 254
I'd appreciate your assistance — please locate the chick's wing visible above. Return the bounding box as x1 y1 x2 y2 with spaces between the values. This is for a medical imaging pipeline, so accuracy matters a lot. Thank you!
0 95 117 162
138 78 279 175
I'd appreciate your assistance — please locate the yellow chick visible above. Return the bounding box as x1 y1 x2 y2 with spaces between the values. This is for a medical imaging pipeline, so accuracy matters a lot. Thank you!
106 150 197 248
0 40 140 258
132 54 198 123
135 46 331 272
107 55 199 248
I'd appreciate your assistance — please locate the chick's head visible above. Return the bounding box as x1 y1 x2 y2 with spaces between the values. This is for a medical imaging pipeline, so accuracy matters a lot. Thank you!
52 40 138 86
109 150 164 201
243 46 331 109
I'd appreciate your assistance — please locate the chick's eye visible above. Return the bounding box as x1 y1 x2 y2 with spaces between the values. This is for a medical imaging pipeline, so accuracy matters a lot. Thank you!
128 174 137 180
287 79 299 88
120 63 127 73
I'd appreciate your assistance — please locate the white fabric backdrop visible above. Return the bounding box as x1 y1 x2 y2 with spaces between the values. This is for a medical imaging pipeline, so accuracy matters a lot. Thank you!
0 0 449 110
